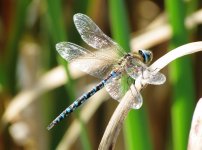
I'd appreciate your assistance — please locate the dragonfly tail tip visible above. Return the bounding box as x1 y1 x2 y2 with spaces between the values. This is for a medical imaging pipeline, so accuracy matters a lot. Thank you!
47 122 54 130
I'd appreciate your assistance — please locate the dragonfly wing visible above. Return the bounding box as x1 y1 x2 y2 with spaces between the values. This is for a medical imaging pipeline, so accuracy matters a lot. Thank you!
73 13 125 58
128 84 143 109
105 75 143 109
142 70 166 85
125 58 166 85
72 59 114 79
56 42 116 79
105 76 123 100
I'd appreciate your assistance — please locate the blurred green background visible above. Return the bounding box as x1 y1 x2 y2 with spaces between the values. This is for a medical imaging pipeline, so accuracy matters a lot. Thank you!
0 0 202 149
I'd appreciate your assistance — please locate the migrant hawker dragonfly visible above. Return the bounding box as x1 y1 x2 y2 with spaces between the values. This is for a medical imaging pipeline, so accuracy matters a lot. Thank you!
47 13 166 130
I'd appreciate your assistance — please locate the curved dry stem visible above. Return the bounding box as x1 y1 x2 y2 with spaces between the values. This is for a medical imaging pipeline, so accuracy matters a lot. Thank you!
130 9 202 50
188 98 202 150
1 66 84 128
99 41 202 150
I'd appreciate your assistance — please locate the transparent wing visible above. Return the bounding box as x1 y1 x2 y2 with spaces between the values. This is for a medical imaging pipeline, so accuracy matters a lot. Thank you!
105 74 143 109
125 58 166 85
125 58 146 79
142 70 166 85
73 13 126 58
56 42 118 79
105 75 123 100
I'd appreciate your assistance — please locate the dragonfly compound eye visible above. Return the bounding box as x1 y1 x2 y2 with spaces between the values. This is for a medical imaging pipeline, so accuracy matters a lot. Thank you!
138 49 153 64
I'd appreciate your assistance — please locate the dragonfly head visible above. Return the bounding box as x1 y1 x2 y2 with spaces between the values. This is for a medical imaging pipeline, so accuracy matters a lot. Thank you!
138 49 153 64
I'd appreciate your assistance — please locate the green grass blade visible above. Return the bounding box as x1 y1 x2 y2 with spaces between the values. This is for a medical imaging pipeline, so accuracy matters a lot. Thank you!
46 1 71 149
109 0 130 52
5 0 31 95
165 0 195 149
109 0 151 149
46 1 91 149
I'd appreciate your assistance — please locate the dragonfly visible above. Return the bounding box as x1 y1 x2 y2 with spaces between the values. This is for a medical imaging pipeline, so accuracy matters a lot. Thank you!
47 13 166 130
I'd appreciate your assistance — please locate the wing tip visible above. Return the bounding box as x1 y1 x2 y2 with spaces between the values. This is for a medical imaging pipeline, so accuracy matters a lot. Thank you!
73 13 85 22
56 42 67 51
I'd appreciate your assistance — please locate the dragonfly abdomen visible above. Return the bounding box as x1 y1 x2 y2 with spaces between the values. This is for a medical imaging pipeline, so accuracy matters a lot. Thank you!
47 71 120 130
47 76 111 130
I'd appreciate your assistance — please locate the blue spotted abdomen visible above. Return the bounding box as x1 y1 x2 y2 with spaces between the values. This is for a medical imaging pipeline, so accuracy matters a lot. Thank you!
47 71 118 130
